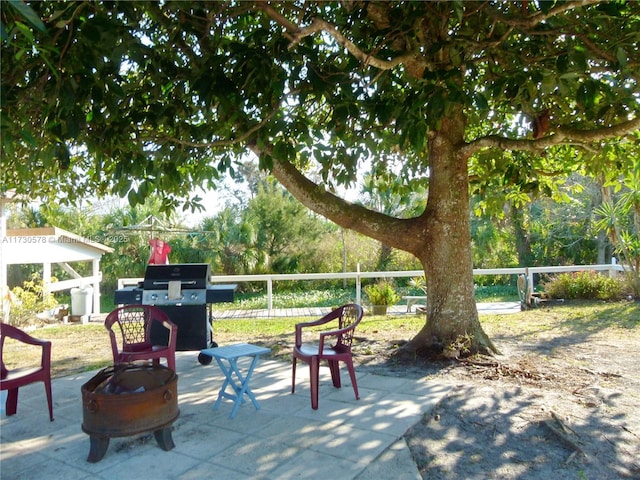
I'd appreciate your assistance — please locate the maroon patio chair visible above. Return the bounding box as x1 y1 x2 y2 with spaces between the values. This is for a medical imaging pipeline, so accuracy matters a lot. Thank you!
104 305 177 372
292 304 364 409
1 322 54 421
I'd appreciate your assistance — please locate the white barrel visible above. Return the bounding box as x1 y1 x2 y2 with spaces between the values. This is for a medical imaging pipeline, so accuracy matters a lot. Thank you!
71 286 94 316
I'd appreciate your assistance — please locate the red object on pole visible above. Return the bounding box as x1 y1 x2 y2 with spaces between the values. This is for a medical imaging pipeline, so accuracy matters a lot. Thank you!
148 238 171 265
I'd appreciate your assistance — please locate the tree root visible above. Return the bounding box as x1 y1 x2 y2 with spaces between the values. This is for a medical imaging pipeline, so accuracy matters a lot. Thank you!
542 411 587 463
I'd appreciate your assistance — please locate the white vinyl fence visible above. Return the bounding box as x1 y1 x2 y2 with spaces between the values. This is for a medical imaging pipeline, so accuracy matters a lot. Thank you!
118 263 624 311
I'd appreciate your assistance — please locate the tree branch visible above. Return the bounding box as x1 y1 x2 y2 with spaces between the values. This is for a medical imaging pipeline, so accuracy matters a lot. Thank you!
255 2 300 35
294 17 420 70
486 0 603 30
248 142 420 252
460 117 640 159
258 3 425 72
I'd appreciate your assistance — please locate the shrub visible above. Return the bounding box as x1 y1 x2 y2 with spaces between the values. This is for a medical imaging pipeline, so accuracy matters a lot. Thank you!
6 274 59 327
542 271 624 300
409 275 427 294
363 280 401 306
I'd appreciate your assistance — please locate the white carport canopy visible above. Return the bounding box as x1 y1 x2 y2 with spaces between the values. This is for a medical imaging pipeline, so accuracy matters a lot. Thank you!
1 227 114 314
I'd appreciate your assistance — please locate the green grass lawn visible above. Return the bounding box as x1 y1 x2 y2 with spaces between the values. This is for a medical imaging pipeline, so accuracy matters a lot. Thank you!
5 299 637 379
100 284 518 313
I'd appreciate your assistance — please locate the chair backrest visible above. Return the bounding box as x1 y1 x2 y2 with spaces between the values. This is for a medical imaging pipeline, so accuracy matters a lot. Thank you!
1 322 50 378
335 304 363 348
104 305 171 353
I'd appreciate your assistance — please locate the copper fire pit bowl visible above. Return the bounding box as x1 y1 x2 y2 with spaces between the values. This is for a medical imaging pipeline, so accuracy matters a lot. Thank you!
81 364 179 463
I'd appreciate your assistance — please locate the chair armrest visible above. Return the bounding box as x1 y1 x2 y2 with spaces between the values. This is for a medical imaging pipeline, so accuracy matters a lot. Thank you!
8 329 50 348
294 320 329 347
294 308 344 346
318 324 356 349
295 320 342 347
162 320 178 350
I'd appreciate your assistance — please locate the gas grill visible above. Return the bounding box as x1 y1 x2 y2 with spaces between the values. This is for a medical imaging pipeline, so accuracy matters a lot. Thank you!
142 263 211 306
114 264 235 351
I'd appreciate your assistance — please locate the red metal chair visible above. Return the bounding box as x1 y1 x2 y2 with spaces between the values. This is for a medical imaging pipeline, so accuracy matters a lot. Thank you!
1 322 54 421
292 304 364 409
104 305 177 372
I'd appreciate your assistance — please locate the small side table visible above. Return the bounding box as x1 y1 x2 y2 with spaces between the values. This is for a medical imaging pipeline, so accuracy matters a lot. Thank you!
200 343 271 418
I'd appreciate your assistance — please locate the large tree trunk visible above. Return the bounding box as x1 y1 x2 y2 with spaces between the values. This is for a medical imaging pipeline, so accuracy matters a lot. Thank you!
403 113 498 357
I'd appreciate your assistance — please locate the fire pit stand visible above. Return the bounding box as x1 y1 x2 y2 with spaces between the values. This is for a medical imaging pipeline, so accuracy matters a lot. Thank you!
81 364 179 463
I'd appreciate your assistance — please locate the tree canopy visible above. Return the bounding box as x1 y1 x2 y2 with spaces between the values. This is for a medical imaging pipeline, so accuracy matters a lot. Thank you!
2 1 639 356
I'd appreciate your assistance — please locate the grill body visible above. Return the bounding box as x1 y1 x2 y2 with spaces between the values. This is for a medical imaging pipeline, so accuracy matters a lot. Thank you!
114 264 235 351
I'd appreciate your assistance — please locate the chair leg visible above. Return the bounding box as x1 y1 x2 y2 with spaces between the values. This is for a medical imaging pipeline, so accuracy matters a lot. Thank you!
167 355 176 373
345 358 360 400
45 377 54 421
291 357 297 394
328 360 342 388
5 388 18 416
310 357 319 410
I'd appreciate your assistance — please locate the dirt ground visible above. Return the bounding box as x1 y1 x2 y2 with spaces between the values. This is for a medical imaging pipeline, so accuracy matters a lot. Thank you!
355 327 640 479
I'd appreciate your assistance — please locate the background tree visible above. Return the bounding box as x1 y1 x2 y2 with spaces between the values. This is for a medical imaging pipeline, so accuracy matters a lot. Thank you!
191 180 336 275
528 175 602 266
594 149 640 296
194 208 262 275
243 180 335 273
2 1 639 357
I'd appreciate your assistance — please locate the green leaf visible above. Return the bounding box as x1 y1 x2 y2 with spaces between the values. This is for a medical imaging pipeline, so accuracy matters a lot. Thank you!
577 81 598 110
556 54 569 74
55 143 70 170
127 188 139 207
20 128 36 146
259 153 273 171
81 21 102 42
541 73 556 94
452 0 464 23
449 46 462 67
273 141 291 161
138 180 149 198
616 47 628 68
538 1 556 14
107 80 125 97
474 93 488 111
571 48 588 72
14 22 34 43
429 92 445 119
8 0 46 32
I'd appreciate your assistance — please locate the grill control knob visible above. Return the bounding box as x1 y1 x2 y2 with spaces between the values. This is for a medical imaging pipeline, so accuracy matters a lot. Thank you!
150 293 158 301
190 293 198 300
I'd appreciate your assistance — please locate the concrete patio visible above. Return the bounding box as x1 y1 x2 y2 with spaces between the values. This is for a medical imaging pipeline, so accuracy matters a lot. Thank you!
1 350 451 480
